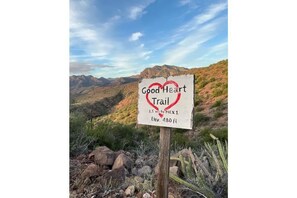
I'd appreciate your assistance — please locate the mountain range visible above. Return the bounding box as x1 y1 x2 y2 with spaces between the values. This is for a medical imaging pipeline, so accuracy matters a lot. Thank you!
70 60 228 129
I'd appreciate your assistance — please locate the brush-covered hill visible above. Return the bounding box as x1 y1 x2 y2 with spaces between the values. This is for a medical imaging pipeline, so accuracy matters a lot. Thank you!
70 59 228 131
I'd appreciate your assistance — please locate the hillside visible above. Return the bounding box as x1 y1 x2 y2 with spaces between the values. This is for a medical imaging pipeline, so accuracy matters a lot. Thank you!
70 60 228 197
70 59 228 131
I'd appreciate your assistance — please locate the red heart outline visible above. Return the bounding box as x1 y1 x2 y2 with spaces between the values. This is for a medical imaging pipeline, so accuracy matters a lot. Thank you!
145 80 181 118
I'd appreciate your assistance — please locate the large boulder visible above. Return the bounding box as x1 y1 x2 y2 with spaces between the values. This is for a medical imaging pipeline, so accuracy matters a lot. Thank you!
102 166 125 185
112 153 133 171
88 146 115 166
81 163 100 180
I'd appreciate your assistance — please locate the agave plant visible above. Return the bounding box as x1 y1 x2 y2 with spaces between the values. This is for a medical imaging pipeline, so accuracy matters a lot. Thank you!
169 134 228 198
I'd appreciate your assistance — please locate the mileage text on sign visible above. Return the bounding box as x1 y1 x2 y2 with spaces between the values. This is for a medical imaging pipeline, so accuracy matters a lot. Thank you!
137 75 194 129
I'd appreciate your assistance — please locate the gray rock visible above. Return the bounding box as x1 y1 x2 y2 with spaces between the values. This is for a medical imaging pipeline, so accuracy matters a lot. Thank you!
135 158 144 168
138 165 152 177
132 167 138 175
145 155 158 167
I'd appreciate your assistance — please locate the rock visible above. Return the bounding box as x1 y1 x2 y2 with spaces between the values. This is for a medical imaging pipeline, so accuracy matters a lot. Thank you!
125 185 135 196
143 192 151 198
168 193 175 198
134 176 144 183
88 146 115 166
76 154 86 161
132 167 138 175
135 158 144 168
114 150 125 158
81 163 99 180
112 153 133 171
102 166 125 186
138 165 152 177
119 189 124 194
125 168 129 176
169 166 180 176
145 155 158 167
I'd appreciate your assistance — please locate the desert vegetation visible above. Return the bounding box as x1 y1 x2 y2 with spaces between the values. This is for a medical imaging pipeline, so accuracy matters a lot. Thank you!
70 60 228 197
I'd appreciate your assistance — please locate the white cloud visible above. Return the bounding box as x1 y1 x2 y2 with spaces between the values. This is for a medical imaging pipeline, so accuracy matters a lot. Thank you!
177 1 227 34
129 32 143 41
180 0 191 6
179 0 198 9
129 6 146 20
127 0 156 20
195 2 227 24
195 41 228 61
70 0 117 62
164 17 224 65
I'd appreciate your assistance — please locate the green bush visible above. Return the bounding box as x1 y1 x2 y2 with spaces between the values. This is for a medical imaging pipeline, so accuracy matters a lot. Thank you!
198 127 228 143
212 88 223 97
171 128 210 150
195 106 204 112
70 112 95 156
199 81 208 89
211 99 223 108
194 113 211 126
214 111 224 119
87 121 147 151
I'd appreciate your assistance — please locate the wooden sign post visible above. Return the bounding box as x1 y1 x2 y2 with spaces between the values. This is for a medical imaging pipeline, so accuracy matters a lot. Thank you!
156 127 171 197
137 75 194 197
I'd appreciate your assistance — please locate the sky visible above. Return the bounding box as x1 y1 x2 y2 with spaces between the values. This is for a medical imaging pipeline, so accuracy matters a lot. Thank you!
70 0 228 78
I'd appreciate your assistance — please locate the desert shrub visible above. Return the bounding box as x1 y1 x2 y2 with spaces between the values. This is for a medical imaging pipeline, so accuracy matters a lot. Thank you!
211 99 223 108
199 80 208 89
195 106 204 112
194 113 211 126
209 77 216 82
87 121 147 151
194 95 203 106
212 88 223 97
171 130 189 147
214 111 224 119
171 128 206 150
198 127 228 143
70 112 95 156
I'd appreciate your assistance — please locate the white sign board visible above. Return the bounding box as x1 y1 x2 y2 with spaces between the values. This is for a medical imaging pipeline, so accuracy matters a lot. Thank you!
137 75 194 129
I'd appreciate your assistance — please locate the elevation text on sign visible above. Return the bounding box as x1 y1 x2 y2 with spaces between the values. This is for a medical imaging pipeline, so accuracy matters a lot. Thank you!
137 75 194 129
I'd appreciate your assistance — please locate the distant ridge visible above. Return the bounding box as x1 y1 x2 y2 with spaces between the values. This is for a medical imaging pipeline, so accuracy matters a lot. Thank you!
139 65 189 78
70 65 189 90
70 75 110 89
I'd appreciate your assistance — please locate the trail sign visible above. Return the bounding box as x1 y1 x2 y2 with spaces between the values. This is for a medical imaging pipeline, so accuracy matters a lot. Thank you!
137 75 194 129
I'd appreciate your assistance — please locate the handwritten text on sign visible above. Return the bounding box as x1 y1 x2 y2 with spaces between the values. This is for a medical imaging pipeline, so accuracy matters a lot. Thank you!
137 75 194 129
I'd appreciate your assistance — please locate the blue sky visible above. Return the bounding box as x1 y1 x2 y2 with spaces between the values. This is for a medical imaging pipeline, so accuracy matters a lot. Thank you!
70 0 228 78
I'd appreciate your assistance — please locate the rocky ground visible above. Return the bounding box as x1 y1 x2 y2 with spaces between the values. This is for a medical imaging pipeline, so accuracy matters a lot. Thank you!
70 146 197 198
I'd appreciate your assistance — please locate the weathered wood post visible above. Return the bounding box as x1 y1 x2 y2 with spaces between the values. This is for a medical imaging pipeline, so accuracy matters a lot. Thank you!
156 127 171 198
